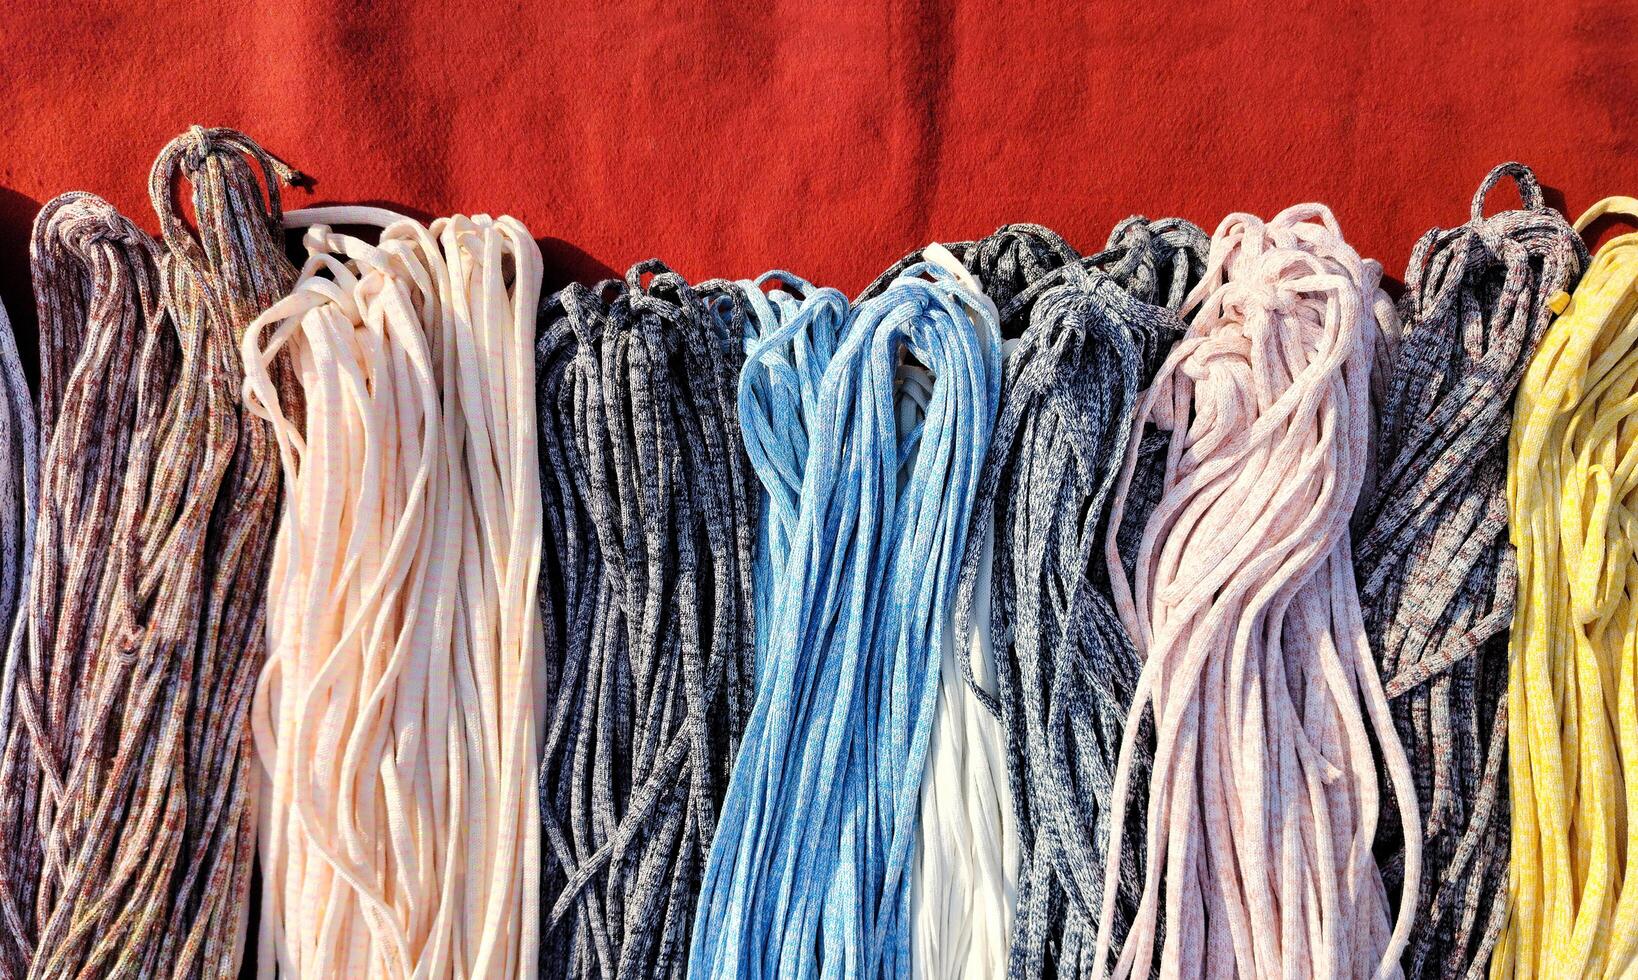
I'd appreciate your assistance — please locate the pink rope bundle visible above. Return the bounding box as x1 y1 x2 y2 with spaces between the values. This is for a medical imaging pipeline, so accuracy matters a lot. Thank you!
1096 205 1422 979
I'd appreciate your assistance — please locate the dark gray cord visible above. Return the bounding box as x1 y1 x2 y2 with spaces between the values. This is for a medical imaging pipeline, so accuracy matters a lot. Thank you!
1352 162 1587 980
865 218 1206 978
535 260 758 980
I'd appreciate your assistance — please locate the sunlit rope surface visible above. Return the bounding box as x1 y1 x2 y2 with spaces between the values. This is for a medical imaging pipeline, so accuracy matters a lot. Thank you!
536 261 757 980
0 192 171 980
689 256 1000 980
245 205 545 978
977 217 1206 980
1497 196 1638 980
1352 163 1587 980
0 125 294 980
1098 205 1422 980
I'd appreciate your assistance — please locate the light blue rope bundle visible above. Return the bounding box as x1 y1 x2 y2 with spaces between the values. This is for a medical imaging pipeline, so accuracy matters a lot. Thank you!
689 260 1001 980
708 272 855 674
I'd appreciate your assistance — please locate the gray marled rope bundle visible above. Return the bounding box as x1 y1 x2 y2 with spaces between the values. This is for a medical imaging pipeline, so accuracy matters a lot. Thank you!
536 260 757 980
970 220 1205 980
1352 163 1587 980
863 218 1207 978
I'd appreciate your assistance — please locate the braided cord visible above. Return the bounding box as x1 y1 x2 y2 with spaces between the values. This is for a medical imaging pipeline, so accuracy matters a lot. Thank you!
536 260 758 980
1498 196 1638 980
1352 163 1587 980
0 193 166 980
688 257 1000 980
1097 205 1422 980
146 128 297 980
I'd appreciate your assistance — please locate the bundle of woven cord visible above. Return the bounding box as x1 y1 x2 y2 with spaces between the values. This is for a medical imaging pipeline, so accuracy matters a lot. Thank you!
688 253 999 980
1351 163 1586 980
245 205 544 978
1096 205 1422 980
1497 196 1638 980
708 272 853 677
957 217 1208 980
0 192 168 980
0 128 290 974
854 218 1205 979
141 127 299 980
535 260 756 979
0 290 36 781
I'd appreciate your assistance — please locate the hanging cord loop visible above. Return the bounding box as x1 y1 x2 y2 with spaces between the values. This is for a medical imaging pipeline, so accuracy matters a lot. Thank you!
1352 162 1586 980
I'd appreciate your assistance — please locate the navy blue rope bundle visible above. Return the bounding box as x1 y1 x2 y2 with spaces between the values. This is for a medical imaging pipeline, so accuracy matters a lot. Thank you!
535 260 759 980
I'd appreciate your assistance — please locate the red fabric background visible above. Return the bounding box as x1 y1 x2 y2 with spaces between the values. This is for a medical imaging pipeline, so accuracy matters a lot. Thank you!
2 1 1634 369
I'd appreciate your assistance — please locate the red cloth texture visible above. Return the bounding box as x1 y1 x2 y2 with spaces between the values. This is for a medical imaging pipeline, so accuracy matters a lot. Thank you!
1 1 1633 367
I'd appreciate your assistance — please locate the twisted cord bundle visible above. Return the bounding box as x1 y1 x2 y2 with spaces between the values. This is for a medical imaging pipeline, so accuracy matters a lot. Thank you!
246 205 545 978
0 193 168 979
689 254 1000 980
0 123 291 980
1498 196 1638 980
0 290 36 785
1096 205 1422 979
929 217 1208 980
535 260 757 979
143 127 299 980
1351 163 1587 980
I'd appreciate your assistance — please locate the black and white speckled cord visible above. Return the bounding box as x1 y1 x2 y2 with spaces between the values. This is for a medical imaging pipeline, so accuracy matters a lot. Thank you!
1352 162 1587 980
535 261 758 980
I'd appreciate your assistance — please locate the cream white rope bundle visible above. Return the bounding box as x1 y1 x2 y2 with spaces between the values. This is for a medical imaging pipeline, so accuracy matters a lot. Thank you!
1097 205 1421 979
242 206 544 979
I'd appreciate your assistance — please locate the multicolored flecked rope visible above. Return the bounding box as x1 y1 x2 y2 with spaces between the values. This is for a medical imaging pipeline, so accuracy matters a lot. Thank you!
1353 163 1586 980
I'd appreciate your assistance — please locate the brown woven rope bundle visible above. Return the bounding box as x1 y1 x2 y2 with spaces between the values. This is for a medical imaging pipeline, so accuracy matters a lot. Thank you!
0 127 296 980
0 288 39 805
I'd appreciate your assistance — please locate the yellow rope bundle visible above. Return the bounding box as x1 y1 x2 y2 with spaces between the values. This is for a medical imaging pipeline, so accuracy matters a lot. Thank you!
1500 197 1638 980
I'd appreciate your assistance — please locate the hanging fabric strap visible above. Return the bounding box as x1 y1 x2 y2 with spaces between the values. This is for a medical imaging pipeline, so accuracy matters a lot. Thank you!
950 217 1207 980
0 193 167 980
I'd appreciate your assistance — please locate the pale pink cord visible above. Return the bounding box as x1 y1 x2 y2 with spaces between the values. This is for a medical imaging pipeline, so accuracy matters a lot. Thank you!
1095 206 1422 980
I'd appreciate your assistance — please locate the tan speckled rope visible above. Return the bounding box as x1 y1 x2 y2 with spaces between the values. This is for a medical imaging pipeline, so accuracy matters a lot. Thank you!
0 126 296 980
